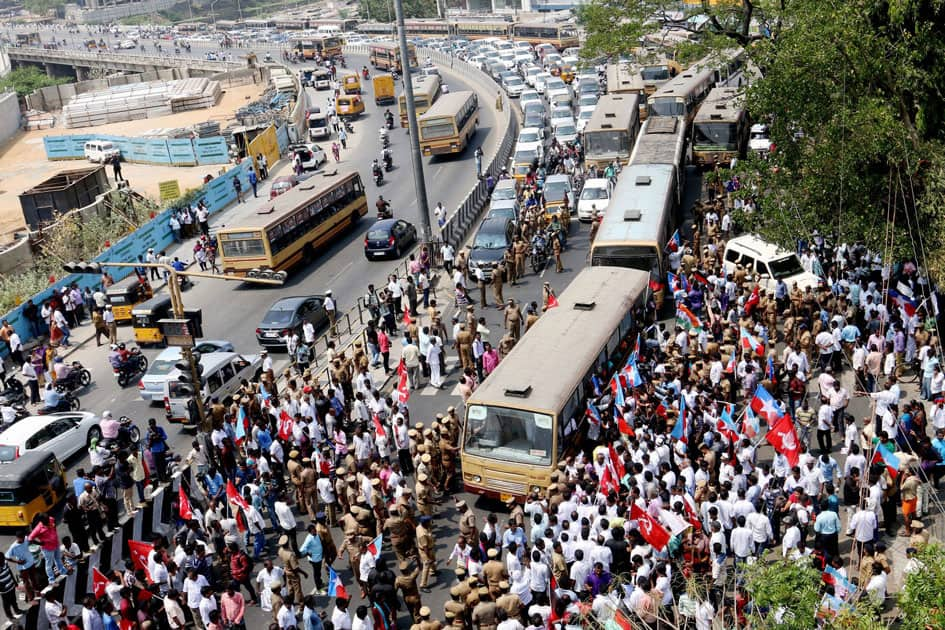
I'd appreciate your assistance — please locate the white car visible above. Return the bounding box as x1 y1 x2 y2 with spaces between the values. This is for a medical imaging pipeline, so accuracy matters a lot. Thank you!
554 121 579 145
576 108 596 133
534 72 552 94
545 78 570 103
0 412 101 463
516 127 545 160
550 106 574 129
139 340 236 402
524 67 542 87
577 178 611 220
722 234 823 293
520 90 541 107
577 93 599 111
291 143 327 171
750 123 772 154
502 75 525 97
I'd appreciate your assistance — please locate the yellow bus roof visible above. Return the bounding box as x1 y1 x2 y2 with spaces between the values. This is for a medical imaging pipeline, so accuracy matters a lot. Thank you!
465 267 648 415
217 169 359 231
418 90 476 121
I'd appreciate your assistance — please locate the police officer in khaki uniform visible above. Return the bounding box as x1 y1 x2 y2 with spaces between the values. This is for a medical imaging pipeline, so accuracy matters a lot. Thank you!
498 332 516 359
513 238 527 283
456 324 474 371
504 496 525 529
444 586 467 629
419 606 443 630
417 515 437 591
457 500 478 544
503 300 522 340
481 548 507 598
495 581 522 619
287 450 304 506
396 560 424 622
417 473 435 517
471 587 498 630
552 233 563 273
385 505 417 563
334 467 350 513
491 263 505 307
300 457 318 520
278 534 308 604
438 430 459 491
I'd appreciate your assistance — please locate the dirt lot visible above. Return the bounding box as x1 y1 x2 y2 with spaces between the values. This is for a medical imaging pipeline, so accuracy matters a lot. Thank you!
0 81 265 241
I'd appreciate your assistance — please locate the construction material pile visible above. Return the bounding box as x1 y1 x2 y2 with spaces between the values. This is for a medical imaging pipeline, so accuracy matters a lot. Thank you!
61 78 222 129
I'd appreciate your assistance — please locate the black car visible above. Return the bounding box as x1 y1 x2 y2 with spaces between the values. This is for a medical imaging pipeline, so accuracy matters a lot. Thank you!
467 217 515 280
255 295 329 349
364 218 418 260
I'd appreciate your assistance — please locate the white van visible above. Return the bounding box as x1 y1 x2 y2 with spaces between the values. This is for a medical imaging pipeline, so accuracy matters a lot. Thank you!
162 352 262 424
577 178 611 221
722 234 822 293
84 140 120 163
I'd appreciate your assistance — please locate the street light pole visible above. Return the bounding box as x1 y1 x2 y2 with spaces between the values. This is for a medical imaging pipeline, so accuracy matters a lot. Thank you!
392 0 433 253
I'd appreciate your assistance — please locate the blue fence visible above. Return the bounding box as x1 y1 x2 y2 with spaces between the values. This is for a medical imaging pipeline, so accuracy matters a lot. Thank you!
0 159 256 350
43 134 230 166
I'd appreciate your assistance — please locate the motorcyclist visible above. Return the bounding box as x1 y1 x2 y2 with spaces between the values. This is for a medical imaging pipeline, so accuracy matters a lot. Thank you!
362 65 369 79
372 159 382 178
109 343 132 372
100 410 121 441
382 148 393 169
376 195 391 217
43 383 63 411
384 109 394 128
548 215 565 248
53 357 72 383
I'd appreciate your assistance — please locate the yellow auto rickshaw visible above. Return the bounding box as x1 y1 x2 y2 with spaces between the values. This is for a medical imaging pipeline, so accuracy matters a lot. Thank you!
0 451 68 528
342 73 361 94
131 294 173 346
560 65 575 84
512 159 537 183
335 94 364 120
106 279 153 325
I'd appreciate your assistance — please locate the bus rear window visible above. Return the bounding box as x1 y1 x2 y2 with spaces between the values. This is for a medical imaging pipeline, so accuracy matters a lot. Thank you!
221 239 266 258
420 120 455 140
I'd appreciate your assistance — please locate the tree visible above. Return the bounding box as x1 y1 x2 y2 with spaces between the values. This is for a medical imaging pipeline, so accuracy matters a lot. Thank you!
0 67 71 97
899 543 945 629
359 0 439 22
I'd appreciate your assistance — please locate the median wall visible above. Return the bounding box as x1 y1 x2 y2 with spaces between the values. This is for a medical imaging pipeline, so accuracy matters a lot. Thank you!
0 92 20 147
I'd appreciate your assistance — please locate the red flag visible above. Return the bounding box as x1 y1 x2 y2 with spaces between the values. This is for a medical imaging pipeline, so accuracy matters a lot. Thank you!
546 293 559 309
403 309 412 326
648 278 664 292
141 454 150 487
716 417 739 444
765 413 801 467
278 409 294 441
179 486 193 520
608 444 626 479
744 285 760 315
600 465 619 495
397 359 406 376
92 567 109 599
630 504 671 551
127 540 154 582
617 412 635 437
682 499 702 532
226 480 250 510
396 369 410 404
372 414 387 438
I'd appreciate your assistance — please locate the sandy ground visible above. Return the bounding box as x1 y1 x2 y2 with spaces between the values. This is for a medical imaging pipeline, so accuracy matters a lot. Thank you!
0 82 265 240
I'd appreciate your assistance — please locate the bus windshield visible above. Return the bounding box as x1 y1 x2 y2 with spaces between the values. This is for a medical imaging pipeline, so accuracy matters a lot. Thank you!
649 98 684 117
465 404 553 465
694 122 738 150
585 130 629 156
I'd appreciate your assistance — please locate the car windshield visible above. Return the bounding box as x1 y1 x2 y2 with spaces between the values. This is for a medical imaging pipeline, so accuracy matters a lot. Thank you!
492 186 516 201
506 77 522 85
519 131 540 143
514 150 537 162
552 108 571 120
488 208 515 220
544 181 569 201
464 404 553 466
148 359 178 376
556 125 576 137
581 186 609 201
473 230 508 249
580 110 594 120
769 255 806 279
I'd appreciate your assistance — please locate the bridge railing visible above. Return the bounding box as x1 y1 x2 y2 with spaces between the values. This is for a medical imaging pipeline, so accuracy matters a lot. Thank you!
5 45 244 70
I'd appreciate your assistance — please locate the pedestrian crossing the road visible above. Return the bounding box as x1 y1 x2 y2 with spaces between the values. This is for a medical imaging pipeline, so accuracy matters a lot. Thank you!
419 356 462 396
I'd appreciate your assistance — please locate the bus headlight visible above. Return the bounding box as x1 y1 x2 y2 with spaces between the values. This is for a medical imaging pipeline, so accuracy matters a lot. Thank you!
532 486 541 493
473 475 482 483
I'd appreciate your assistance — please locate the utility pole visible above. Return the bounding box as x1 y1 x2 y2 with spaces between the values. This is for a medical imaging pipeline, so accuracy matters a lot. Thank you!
392 0 433 252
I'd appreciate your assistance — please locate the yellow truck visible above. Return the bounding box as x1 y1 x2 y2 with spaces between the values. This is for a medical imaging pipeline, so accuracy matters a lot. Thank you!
373 74 396 106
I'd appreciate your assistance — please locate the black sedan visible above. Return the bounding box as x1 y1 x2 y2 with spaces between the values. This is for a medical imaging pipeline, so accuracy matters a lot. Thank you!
364 218 418 260
255 295 329 349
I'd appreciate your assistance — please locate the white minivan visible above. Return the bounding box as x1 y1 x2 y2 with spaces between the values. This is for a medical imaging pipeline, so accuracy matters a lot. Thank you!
84 140 120 163
162 352 262 424
722 234 822 293
577 178 611 221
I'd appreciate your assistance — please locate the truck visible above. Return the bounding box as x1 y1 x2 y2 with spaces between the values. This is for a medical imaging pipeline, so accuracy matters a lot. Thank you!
307 110 331 140
373 74 396 106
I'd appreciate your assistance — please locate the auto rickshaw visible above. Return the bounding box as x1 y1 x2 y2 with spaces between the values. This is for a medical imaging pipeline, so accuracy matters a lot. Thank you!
512 159 537 184
131 294 172 346
560 65 575 84
342 72 361 95
335 94 364 120
106 279 153 325
0 451 68 528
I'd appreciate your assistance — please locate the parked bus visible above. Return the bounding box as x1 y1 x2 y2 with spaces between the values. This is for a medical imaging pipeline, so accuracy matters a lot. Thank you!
461 266 649 499
512 22 579 50
692 86 749 168
369 42 417 74
418 91 479 156
589 164 679 307
293 35 343 60
629 115 688 206
647 60 716 123
399 74 442 127
451 20 512 39
583 94 641 169
357 22 394 36
217 171 368 281
404 19 451 37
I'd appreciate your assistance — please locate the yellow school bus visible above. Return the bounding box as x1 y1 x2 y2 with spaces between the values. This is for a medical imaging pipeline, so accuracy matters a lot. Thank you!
217 171 368 281
418 91 479 156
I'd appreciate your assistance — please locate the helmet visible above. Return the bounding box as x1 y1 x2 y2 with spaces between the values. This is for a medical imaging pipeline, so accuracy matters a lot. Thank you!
54 356 63 363
102 411 112 419
109 344 118 350
118 343 126 349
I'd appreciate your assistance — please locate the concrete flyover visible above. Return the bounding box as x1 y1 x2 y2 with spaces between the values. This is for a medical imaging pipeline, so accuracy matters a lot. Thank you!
5 46 244 80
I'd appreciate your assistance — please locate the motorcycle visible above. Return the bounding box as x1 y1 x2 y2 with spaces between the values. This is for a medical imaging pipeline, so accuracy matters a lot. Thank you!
343 121 355 134
54 361 92 394
385 114 394 130
530 233 552 273
383 150 393 172
100 415 142 453
0 379 25 407
39 392 80 414
0 404 28 430
374 168 384 186
379 129 390 149
114 349 149 388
